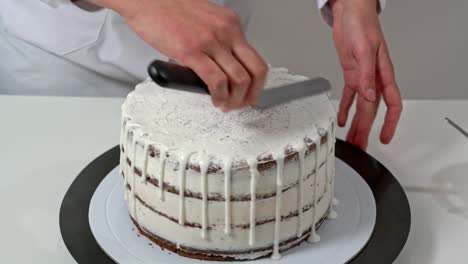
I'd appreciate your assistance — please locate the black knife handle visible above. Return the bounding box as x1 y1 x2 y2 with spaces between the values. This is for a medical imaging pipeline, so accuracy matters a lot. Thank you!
147 60 210 94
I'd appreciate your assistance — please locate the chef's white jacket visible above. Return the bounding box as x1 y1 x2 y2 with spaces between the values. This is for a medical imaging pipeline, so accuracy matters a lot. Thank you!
0 0 384 96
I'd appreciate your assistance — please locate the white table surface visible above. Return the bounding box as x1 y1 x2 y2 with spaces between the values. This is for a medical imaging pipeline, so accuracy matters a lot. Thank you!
1 95 467 264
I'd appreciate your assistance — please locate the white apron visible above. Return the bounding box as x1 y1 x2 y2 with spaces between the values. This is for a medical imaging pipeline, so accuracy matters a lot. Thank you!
0 0 242 96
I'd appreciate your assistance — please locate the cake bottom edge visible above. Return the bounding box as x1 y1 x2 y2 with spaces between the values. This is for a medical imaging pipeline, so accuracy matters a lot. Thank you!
130 213 328 261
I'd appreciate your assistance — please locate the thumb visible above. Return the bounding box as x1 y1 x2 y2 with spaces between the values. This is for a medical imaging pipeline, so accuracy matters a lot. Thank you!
356 47 377 102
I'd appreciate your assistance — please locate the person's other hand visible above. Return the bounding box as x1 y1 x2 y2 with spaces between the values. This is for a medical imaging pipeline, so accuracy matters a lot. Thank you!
330 0 402 150
120 0 268 111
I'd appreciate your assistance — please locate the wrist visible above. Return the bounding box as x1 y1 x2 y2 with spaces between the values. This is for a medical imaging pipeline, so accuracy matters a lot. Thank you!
328 0 338 9
329 0 344 18
83 0 143 19
330 0 378 17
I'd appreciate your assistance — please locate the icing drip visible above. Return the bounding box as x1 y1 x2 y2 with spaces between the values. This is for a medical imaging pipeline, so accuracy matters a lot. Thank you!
297 146 306 237
328 118 339 219
200 153 210 240
248 159 258 246
159 148 168 201
307 135 321 243
271 155 285 260
121 123 130 200
224 158 233 235
328 207 338 219
140 142 150 185
123 123 139 201
333 198 340 206
119 116 129 176
178 152 193 225
325 123 330 193
131 132 143 218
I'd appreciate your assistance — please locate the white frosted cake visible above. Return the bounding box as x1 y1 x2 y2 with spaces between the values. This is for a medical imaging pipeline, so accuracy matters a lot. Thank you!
120 68 337 261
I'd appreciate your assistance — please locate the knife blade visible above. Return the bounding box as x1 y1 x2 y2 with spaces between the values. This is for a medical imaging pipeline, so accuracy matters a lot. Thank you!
148 60 331 109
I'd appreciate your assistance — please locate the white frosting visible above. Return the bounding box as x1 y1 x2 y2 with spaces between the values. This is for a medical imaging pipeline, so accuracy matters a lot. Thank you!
297 146 306 238
178 152 193 226
131 133 140 217
121 68 334 166
307 135 321 244
121 68 337 260
122 123 139 201
329 119 339 219
224 158 233 235
248 159 258 246
140 142 150 185
158 147 167 200
131 184 333 255
122 142 332 258
271 154 284 260
199 153 209 239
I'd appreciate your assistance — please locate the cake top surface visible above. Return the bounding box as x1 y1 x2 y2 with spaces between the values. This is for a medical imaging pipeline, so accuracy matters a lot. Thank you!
122 68 335 163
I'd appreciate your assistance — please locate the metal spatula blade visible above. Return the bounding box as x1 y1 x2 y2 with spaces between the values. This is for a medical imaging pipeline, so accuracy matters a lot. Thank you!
254 77 331 108
148 60 331 109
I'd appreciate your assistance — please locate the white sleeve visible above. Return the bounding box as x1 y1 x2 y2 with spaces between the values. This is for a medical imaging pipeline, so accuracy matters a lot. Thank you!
40 0 70 8
317 0 386 26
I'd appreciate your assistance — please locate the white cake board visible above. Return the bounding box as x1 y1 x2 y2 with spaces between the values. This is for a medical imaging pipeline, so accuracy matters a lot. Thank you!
89 158 376 264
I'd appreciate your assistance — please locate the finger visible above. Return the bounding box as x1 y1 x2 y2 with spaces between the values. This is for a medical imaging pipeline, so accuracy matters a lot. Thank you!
355 45 377 102
346 111 359 145
377 44 403 144
353 96 380 151
381 103 402 144
338 85 356 127
179 53 229 107
210 47 252 110
232 39 268 105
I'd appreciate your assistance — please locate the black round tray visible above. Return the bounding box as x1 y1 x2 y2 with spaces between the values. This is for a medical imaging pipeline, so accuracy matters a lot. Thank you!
60 139 411 264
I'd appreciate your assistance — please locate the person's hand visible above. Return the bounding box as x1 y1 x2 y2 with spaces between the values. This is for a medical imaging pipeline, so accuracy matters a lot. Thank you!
117 0 268 111
330 0 402 150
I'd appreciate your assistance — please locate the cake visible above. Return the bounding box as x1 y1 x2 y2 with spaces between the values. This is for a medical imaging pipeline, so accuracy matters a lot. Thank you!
119 68 337 261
